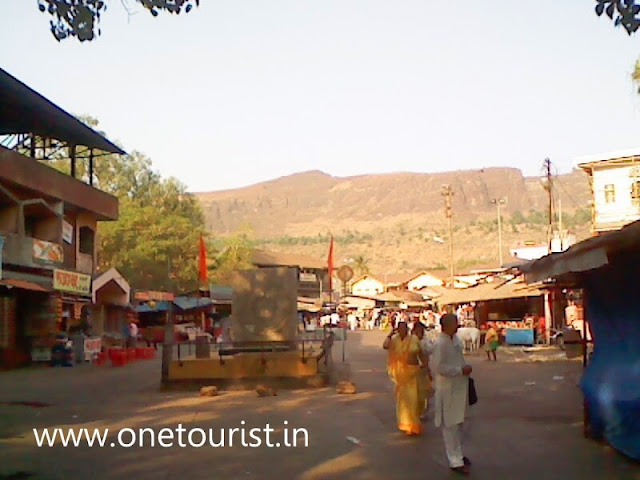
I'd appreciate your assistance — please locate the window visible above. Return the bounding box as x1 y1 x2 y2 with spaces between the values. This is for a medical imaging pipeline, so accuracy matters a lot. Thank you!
24 216 36 237
604 184 616 204
632 181 640 207
79 226 95 255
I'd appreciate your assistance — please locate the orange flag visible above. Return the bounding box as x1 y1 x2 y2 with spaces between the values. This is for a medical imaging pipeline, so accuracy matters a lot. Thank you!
198 234 208 284
327 235 334 296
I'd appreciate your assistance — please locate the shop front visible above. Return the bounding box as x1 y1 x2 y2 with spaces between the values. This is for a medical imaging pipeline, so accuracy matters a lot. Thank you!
48 268 99 362
0 274 52 368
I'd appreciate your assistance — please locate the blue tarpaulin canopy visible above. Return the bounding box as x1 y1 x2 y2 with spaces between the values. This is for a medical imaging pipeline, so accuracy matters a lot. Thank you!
135 297 213 313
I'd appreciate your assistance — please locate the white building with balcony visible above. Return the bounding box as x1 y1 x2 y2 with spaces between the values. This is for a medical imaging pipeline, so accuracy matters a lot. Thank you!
577 149 640 233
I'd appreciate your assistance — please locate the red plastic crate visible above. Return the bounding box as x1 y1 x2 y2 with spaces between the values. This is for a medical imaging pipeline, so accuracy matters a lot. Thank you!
94 352 108 366
111 350 127 367
126 348 137 362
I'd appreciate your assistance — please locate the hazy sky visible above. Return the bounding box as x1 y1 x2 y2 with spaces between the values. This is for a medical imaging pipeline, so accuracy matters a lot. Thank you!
2 1 640 192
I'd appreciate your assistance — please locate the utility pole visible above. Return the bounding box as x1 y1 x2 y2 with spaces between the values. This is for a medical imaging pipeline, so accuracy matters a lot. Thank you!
441 185 454 287
491 198 507 267
161 257 174 385
543 158 554 252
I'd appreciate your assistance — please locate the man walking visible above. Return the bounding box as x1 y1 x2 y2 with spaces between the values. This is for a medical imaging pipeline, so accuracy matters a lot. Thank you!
432 313 472 474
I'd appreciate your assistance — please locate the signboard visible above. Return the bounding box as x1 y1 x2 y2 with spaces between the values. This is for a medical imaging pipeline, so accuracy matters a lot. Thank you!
53 269 91 296
337 265 354 283
299 272 317 283
134 290 175 301
83 337 102 361
62 221 74 244
33 239 63 263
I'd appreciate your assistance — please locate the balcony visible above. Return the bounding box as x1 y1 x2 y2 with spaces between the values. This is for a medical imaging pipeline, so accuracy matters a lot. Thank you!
1 233 63 269
0 146 118 221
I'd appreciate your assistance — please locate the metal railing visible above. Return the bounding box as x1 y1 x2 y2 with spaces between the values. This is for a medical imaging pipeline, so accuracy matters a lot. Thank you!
166 327 343 367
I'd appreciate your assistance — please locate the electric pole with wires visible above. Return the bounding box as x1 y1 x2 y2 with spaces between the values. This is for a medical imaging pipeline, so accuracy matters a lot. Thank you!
441 184 454 287
542 158 554 251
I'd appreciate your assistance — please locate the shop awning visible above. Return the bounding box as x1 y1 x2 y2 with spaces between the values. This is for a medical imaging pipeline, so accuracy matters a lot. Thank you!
0 278 50 292
438 280 543 306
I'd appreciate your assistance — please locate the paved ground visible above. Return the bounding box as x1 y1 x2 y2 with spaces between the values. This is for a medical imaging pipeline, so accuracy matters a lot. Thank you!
1 331 638 480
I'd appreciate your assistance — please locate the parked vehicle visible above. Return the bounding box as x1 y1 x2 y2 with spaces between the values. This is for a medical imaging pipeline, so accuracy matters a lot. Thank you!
50 334 74 367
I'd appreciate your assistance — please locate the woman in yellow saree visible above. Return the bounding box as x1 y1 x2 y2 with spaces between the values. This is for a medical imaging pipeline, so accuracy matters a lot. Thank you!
383 322 428 436
412 321 433 419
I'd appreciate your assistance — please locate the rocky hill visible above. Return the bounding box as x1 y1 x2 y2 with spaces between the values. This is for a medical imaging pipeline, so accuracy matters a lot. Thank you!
194 168 592 274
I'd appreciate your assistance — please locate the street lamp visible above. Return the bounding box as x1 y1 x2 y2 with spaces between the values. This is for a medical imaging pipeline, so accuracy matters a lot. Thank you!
491 198 507 267
441 185 454 287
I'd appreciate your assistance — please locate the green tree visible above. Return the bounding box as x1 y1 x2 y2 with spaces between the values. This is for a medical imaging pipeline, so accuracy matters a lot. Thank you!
98 195 204 292
209 231 255 284
39 0 200 42
510 210 526 225
595 1 640 35
57 118 209 291
351 255 371 276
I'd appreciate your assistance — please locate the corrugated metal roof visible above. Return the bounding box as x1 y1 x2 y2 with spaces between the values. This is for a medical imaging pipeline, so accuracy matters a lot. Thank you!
252 249 326 269
438 280 543 305
0 68 126 155
135 296 213 313
209 285 233 302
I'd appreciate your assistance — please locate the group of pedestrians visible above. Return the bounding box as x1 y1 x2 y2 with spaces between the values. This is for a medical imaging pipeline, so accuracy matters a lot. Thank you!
384 314 474 475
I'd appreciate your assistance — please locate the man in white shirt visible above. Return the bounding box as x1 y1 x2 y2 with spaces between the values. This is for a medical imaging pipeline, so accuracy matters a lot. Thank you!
128 321 139 348
431 313 473 475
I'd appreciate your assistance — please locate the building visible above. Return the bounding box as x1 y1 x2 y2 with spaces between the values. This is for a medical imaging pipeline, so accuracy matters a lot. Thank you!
578 149 640 232
92 268 133 337
350 274 385 297
0 68 125 367
384 271 444 291
251 249 329 299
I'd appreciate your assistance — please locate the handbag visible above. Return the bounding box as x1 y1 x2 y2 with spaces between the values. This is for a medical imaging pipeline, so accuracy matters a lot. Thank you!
468 377 478 405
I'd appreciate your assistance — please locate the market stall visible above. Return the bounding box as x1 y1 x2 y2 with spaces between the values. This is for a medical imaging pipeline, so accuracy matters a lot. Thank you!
438 279 544 343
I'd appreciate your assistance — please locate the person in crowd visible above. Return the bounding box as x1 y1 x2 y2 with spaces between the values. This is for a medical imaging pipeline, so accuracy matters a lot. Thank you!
127 320 139 348
347 311 358 331
411 321 434 420
484 322 499 361
432 313 473 474
383 322 428 436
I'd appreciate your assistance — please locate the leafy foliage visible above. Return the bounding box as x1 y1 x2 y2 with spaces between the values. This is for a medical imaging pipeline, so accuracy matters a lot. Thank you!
267 230 373 247
350 255 371 276
95 154 205 292
207 231 255 285
37 117 207 291
38 0 199 42
594 0 640 35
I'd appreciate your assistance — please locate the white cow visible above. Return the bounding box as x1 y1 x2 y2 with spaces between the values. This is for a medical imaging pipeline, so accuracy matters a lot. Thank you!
456 327 480 352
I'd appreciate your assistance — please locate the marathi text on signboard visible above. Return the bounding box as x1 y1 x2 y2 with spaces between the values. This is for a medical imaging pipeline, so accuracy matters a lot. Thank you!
62 221 74 244
33 239 63 263
53 269 91 296
134 290 175 301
